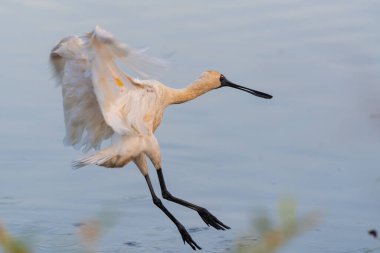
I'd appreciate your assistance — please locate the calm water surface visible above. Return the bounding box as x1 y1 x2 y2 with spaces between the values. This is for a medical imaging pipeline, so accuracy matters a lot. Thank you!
0 1 380 252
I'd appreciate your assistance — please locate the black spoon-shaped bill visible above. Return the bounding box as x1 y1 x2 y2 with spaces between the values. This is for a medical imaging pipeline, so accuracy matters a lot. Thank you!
220 75 273 99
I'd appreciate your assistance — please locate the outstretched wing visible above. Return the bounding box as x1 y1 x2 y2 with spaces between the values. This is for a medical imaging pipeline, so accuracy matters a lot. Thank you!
50 35 114 152
50 26 165 152
88 26 162 136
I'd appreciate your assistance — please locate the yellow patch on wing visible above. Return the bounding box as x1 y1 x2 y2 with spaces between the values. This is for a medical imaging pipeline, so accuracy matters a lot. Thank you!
143 114 151 122
114 77 124 87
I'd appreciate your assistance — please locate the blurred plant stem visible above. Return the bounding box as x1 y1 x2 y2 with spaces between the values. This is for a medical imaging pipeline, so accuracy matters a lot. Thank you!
77 208 120 253
0 221 30 253
233 198 321 253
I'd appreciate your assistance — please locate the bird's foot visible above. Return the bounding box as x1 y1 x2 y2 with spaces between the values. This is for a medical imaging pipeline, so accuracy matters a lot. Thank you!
197 208 230 230
177 224 202 250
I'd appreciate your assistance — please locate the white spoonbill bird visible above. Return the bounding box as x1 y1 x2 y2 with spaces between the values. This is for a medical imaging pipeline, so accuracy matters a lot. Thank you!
50 26 272 250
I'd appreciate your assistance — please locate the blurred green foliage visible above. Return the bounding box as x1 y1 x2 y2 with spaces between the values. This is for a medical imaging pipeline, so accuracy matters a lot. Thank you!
232 198 320 253
0 221 30 253
0 208 119 253
2 200 380 253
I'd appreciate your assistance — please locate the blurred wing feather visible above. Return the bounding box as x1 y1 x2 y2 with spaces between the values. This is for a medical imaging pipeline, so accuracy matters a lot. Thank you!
50 36 113 152
50 26 164 151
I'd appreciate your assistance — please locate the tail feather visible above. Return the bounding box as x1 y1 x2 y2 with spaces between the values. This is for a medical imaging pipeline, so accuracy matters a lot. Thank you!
72 150 114 169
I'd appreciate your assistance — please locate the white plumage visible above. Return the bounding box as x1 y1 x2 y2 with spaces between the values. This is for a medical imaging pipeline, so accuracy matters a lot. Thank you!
51 26 164 169
50 26 272 250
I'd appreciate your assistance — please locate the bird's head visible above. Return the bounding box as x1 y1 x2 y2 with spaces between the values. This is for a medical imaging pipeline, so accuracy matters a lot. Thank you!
200 70 272 99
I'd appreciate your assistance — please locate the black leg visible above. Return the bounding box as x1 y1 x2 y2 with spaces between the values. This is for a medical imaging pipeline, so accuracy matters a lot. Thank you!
144 174 201 250
157 168 230 230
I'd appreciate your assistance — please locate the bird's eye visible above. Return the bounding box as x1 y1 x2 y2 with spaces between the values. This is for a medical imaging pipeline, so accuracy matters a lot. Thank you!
220 74 225 82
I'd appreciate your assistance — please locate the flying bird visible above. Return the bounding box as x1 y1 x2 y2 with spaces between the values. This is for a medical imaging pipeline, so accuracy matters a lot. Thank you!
50 26 272 250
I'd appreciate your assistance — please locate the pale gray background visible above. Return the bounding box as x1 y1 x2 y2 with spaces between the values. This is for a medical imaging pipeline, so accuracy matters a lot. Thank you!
0 1 379 252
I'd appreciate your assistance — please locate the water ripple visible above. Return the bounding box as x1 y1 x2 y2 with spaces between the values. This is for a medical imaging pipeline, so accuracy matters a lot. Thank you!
36 226 80 253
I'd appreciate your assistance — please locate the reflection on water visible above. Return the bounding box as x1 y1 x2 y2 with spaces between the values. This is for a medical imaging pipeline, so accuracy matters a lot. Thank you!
0 0 380 252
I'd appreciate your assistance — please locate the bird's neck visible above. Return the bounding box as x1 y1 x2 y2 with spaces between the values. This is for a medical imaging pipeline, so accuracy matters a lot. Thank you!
165 79 217 105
